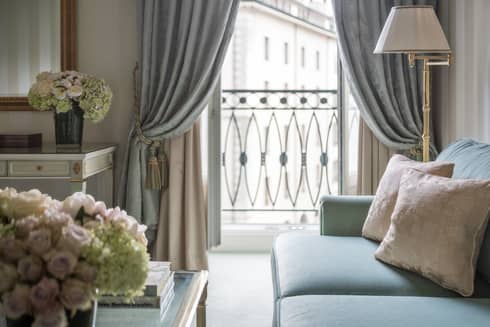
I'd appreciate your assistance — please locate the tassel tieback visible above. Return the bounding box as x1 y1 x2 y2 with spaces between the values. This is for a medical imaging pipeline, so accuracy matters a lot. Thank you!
132 63 168 191
145 141 168 190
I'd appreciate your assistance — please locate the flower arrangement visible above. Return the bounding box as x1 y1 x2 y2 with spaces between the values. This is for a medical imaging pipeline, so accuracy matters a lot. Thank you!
0 188 149 326
28 71 113 123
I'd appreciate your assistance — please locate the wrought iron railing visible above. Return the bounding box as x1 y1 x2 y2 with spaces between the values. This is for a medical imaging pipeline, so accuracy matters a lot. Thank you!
221 90 340 224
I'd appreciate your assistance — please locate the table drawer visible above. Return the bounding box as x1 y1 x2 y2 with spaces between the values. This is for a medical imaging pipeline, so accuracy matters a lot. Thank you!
0 161 6 176
8 161 70 177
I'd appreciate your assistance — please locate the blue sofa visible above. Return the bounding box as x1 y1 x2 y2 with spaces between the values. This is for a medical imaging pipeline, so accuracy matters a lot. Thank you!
271 139 490 326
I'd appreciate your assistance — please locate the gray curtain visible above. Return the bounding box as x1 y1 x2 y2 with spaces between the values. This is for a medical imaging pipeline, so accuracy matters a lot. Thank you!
333 0 438 152
118 0 239 228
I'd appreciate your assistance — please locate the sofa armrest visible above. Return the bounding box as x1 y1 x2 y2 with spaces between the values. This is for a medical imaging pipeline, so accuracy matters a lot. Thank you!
319 195 374 236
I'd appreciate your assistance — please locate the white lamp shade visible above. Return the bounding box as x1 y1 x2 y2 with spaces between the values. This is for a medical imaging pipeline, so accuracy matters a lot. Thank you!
374 5 450 54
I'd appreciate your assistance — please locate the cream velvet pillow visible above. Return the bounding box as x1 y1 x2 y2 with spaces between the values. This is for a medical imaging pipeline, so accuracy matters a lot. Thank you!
362 155 454 241
375 169 490 296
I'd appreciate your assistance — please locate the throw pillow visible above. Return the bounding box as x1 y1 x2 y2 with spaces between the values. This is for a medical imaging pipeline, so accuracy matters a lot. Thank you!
375 169 490 296
362 154 454 241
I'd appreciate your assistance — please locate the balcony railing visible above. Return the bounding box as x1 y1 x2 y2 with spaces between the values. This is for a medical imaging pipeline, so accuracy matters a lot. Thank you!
221 89 340 225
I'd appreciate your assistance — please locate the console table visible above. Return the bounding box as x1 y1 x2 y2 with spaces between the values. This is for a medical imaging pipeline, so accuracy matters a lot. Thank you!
0 144 116 196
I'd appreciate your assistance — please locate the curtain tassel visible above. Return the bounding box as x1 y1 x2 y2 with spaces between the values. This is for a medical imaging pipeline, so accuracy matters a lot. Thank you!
145 142 162 190
158 143 169 191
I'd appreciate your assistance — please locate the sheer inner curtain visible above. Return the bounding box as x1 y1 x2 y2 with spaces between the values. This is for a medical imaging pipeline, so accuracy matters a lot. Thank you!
333 0 438 194
118 0 239 270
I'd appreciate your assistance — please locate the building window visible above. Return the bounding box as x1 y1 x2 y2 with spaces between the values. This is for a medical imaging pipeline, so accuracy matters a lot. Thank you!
264 37 269 61
316 51 320 70
264 81 269 90
301 47 305 68
284 42 289 65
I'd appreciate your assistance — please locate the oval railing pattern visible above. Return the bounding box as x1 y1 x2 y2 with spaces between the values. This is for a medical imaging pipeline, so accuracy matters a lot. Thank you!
221 89 340 217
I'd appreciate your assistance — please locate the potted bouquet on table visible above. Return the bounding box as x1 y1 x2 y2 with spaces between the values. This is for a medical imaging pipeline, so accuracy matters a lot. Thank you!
0 188 149 327
28 71 112 148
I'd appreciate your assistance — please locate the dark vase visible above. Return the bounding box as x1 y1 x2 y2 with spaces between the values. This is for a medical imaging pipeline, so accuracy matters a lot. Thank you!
54 101 84 148
6 302 97 327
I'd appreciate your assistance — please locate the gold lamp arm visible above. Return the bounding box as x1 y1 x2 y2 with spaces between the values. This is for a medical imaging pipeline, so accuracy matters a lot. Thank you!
408 52 451 162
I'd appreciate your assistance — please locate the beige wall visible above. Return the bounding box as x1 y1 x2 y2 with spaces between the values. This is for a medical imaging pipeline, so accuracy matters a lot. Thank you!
0 0 138 201
435 0 490 148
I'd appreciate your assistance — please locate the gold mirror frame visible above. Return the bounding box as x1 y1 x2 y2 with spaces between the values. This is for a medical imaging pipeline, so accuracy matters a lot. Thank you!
0 0 77 111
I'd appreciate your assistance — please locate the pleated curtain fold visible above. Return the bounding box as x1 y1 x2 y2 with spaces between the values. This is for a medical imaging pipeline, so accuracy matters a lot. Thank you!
357 119 396 195
333 0 440 194
154 121 207 270
118 0 239 270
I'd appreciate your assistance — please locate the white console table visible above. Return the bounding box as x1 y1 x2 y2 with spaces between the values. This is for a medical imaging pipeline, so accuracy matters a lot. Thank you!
0 144 116 196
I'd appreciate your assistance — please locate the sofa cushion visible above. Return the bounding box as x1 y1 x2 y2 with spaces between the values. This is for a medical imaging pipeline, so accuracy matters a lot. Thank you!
279 295 490 327
272 233 490 300
362 154 454 242
375 169 490 296
437 138 490 282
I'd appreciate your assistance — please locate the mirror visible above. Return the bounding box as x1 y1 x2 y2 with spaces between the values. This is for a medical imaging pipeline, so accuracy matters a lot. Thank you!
0 0 76 111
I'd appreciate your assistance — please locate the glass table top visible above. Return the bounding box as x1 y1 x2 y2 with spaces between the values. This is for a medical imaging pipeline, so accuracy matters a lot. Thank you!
96 271 207 327
0 272 207 327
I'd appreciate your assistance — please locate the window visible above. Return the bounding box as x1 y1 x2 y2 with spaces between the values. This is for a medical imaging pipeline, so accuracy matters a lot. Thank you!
316 51 320 70
284 42 289 65
301 46 305 67
264 37 269 61
216 0 349 231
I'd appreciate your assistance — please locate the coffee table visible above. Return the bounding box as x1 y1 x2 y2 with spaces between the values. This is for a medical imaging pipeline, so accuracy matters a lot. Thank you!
96 271 208 327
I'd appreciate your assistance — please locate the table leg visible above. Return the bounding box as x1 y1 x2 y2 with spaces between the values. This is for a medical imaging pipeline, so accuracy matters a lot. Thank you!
70 180 87 193
197 283 207 327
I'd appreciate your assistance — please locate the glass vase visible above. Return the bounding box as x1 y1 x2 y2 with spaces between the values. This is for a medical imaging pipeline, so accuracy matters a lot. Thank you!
54 101 84 148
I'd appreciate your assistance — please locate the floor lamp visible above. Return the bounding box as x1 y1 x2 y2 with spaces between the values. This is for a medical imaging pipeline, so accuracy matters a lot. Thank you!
374 5 452 162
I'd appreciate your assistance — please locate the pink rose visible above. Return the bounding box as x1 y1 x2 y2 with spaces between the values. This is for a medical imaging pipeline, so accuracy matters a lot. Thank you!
0 236 26 262
2 284 31 319
42 208 73 230
105 207 147 244
56 224 91 256
27 228 52 256
10 189 51 219
0 262 18 292
32 302 67 327
106 207 137 230
61 79 72 89
73 262 96 283
15 216 40 238
92 201 107 216
104 207 125 222
136 230 148 247
17 255 43 282
0 187 17 217
60 278 92 311
30 277 59 313
46 250 77 280
62 193 96 217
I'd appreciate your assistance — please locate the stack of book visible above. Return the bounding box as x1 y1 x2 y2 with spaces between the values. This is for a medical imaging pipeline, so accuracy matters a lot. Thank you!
99 261 175 320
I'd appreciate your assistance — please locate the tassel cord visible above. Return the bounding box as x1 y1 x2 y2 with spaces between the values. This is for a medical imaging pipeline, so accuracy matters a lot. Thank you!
132 63 167 190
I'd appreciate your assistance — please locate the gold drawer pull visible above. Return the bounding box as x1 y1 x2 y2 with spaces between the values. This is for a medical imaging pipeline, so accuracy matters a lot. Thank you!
36 165 43 171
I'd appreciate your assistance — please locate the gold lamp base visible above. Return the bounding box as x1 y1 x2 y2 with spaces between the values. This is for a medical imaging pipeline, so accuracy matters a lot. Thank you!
408 53 451 162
